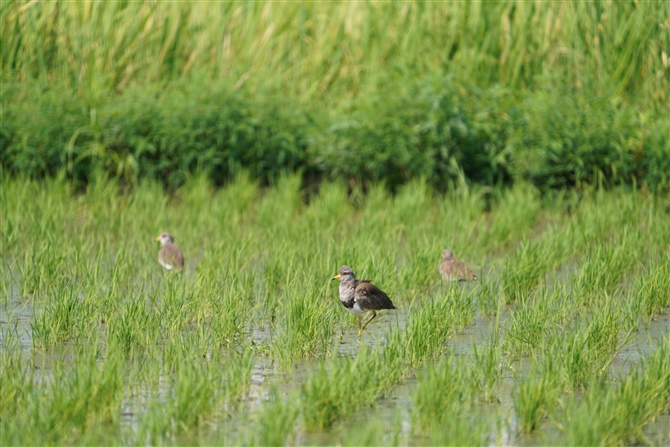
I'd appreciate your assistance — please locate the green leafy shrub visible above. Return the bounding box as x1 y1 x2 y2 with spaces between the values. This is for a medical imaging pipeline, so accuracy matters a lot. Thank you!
1 78 312 188
508 85 660 192
1 75 668 193
309 77 512 191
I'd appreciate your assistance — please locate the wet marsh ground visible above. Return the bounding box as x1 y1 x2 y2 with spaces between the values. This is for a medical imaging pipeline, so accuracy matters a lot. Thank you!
2 174 669 446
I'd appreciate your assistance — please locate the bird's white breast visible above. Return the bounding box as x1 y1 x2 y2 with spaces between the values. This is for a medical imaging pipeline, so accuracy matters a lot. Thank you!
159 260 174 270
347 300 367 315
339 282 366 314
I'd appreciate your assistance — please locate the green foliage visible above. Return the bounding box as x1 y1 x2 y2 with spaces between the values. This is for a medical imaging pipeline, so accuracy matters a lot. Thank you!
172 360 218 431
633 253 670 326
513 357 562 434
402 289 475 368
299 329 410 432
2 0 669 193
2 174 670 445
564 336 670 446
2 1 667 102
272 281 336 368
552 304 629 391
510 86 670 193
502 239 552 303
412 356 472 430
412 356 492 444
310 78 512 190
1 343 123 446
1 79 311 188
505 286 577 358
30 280 97 350
573 232 641 301
300 348 382 431
254 388 299 446
2 74 668 192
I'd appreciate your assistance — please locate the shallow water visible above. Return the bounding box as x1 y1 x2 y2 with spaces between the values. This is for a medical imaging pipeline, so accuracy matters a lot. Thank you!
2 273 669 446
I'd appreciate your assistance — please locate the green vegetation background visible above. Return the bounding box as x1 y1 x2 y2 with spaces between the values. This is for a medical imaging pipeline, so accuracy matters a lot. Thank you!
2 1 669 192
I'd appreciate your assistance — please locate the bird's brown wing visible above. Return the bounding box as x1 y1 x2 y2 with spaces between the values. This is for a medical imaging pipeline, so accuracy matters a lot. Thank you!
173 246 184 269
354 280 395 310
440 257 476 281
160 244 184 269
459 261 476 281
439 258 459 279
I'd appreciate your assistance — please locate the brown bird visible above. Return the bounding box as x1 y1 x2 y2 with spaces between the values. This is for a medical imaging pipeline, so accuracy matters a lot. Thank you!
155 232 184 271
439 249 477 281
331 265 396 337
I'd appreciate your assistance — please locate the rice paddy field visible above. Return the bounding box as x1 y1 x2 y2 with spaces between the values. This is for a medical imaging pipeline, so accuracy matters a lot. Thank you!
2 1 670 445
1 174 669 446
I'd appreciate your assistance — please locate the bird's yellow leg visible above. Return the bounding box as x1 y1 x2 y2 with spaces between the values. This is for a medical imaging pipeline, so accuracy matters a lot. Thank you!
358 311 378 337
356 315 363 340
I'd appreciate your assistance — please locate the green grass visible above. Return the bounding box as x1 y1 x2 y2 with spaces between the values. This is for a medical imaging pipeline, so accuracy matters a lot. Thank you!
3 1 667 104
2 338 123 445
3 2 669 193
513 357 562 434
412 353 495 444
563 335 670 446
1 174 669 445
252 387 299 446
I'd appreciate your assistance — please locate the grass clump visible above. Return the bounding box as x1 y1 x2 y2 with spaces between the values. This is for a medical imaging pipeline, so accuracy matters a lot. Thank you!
2 173 670 445
402 290 473 368
2 343 123 446
546 301 631 391
512 356 562 434
171 360 219 432
272 281 336 368
573 237 639 302
412 356 492 445
107 292 159 357
501 238 552 303
300 353 373 431
30 280 96 350
632 253 670 327
300 343 404 431
504 286 578 358
412 356 472 430
564 335 670 446
253 387 299 447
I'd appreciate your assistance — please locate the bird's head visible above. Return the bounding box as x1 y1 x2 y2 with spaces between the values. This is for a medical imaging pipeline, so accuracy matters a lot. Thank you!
331 265 355 282
156 232 174 246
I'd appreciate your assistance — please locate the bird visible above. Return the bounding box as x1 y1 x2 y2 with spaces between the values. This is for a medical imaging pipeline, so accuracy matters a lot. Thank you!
331 265 396 338
439 249 477 281
155 232 184 271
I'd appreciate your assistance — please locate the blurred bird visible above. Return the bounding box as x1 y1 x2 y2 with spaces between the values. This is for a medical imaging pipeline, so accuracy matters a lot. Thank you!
439 249 476 281
331 265 396 337
156 232 184 271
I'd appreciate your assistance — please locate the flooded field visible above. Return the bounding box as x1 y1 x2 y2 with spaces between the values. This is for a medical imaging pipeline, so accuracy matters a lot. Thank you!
2 175 669 446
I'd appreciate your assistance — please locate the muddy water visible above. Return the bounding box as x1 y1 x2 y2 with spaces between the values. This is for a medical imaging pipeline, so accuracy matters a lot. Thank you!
238 285 669 445
2 281 669 446
1 296 34 353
